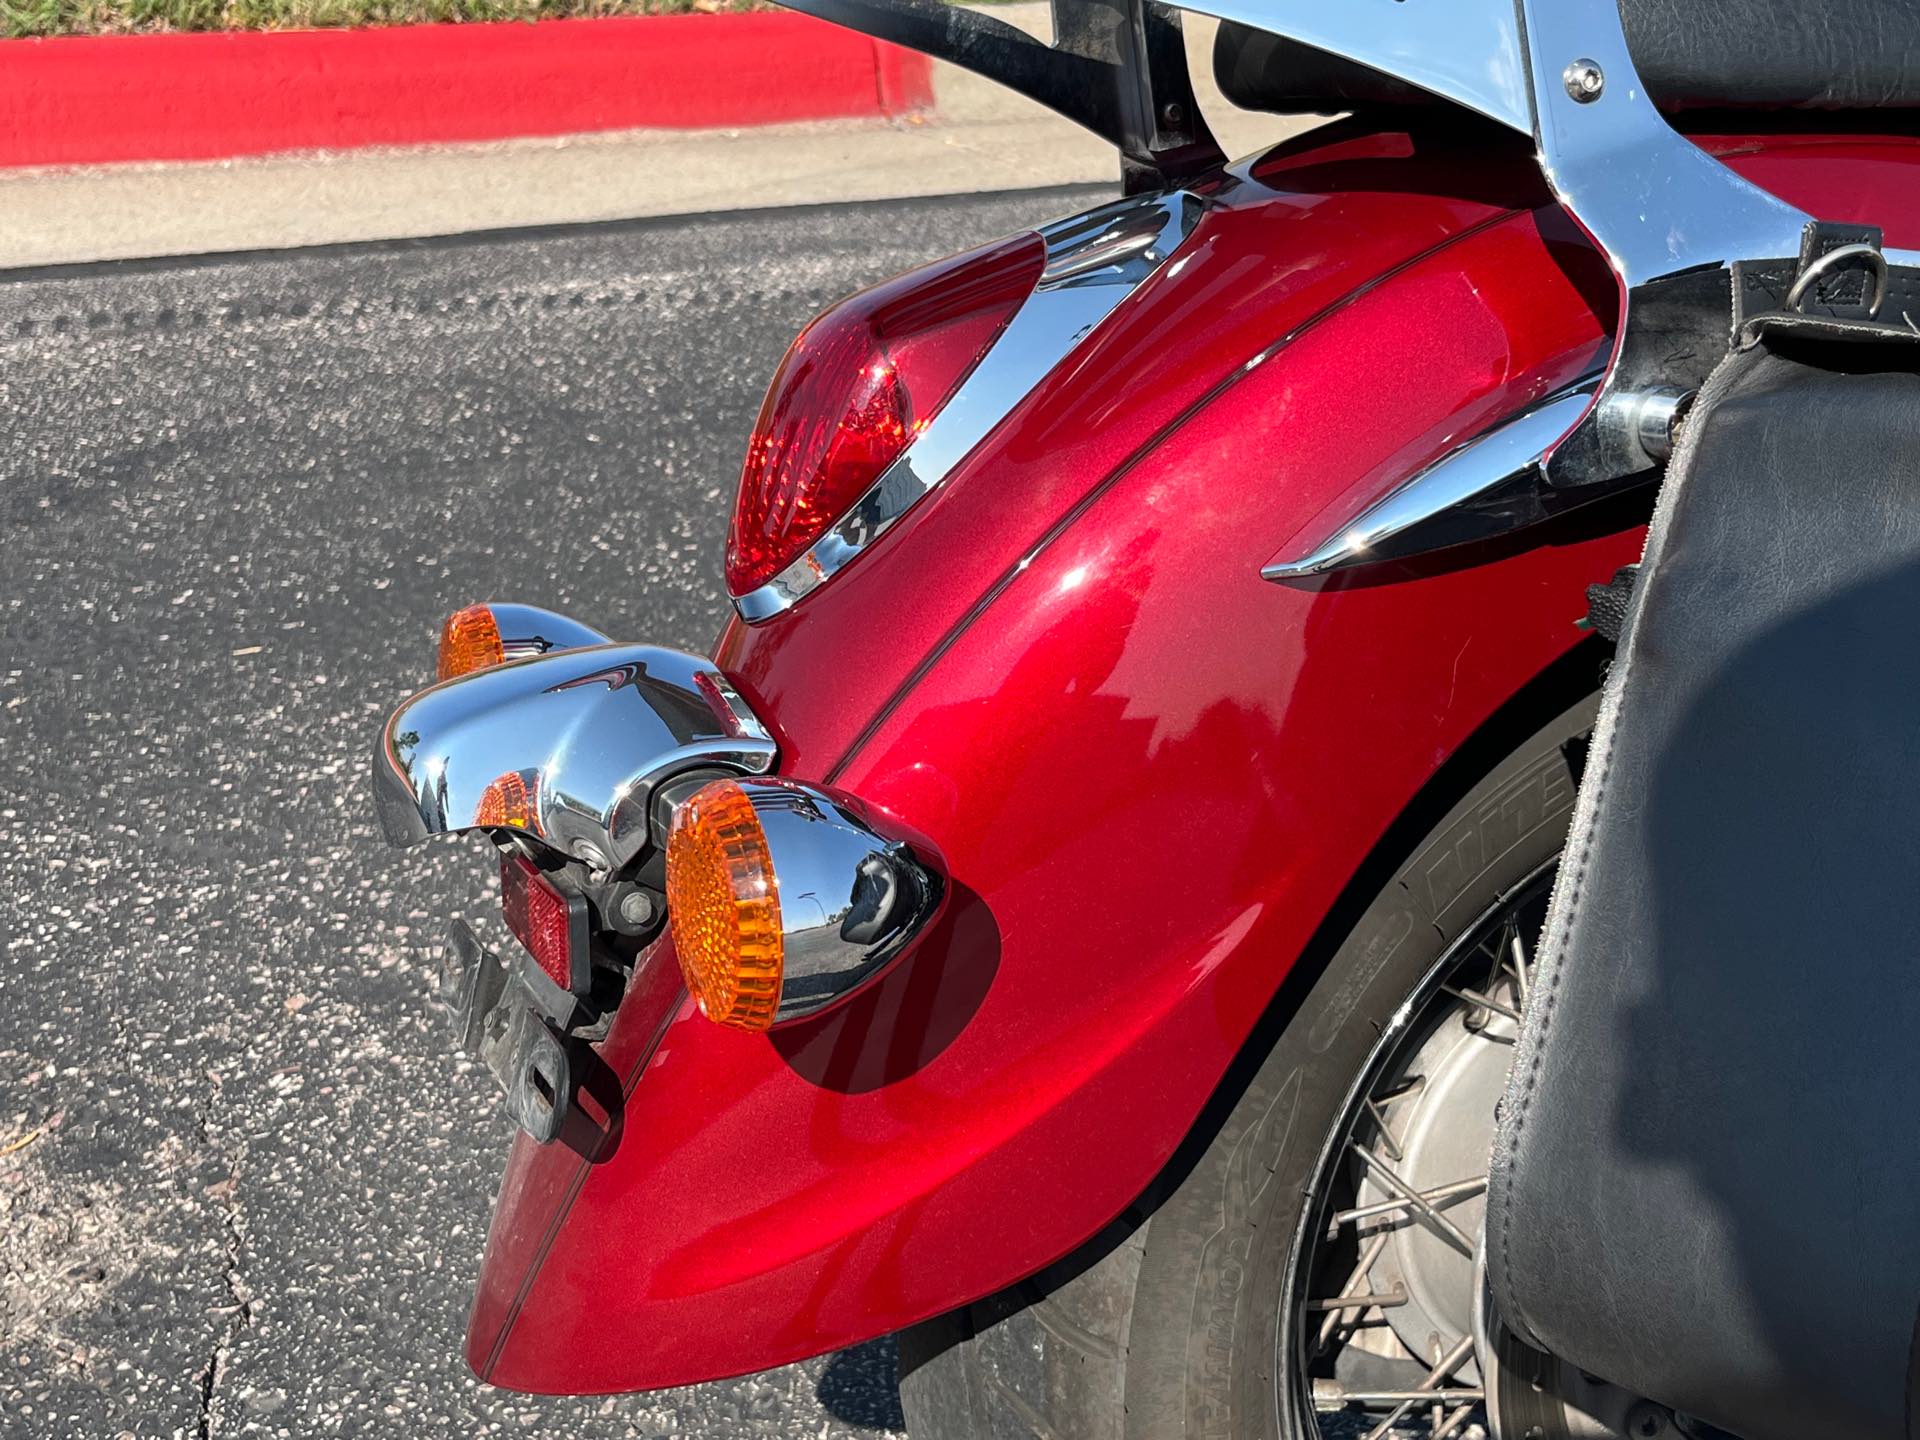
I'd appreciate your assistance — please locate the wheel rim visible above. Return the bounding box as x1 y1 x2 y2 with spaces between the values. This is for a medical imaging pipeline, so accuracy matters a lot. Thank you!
1281 864 1556 1440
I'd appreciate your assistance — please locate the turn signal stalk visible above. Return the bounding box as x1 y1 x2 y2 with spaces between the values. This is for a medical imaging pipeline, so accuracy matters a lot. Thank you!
666 779 941 1030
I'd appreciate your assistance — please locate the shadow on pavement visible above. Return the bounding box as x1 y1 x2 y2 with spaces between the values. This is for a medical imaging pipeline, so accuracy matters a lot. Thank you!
816 1337 906 1432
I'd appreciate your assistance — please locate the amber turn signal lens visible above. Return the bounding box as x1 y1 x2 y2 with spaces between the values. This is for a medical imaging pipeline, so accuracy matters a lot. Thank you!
666 779 783 1031
437 603 506 681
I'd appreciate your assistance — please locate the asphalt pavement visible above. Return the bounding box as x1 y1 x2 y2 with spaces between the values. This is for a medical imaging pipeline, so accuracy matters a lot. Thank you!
0 184 1107 1439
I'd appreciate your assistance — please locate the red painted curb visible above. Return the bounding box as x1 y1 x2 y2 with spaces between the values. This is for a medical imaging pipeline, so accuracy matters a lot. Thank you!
0 13 935 168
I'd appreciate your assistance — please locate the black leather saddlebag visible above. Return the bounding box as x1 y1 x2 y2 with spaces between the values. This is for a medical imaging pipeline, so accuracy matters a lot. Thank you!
1485 302 1920 1439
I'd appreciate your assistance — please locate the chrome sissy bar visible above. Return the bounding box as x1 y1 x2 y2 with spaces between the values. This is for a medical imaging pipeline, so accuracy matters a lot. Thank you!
1236 0 1919 577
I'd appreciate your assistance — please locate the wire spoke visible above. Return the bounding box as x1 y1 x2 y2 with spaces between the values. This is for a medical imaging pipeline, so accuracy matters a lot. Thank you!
1365 1093 1406 1161
1372 1075 1426 1106
1357 1334 1476 1440
1315 1231 1392 1350
1348 1144 1476 1257
1441 983 1522 1026
1318 1388 1485 1407
1507 924 1531 1008
1303 1283 1408 1313
1328 1175 1488 1239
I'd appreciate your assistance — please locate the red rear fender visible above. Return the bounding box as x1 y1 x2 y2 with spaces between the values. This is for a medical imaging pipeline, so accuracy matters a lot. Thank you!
465 125 1920 1394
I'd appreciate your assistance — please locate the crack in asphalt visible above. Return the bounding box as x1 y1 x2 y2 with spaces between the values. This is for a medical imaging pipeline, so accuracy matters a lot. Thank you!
189 1067 252 1440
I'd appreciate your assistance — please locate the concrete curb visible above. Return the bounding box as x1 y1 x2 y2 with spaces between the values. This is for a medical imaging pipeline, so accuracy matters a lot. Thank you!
0 14 933 167
0 5 1317 270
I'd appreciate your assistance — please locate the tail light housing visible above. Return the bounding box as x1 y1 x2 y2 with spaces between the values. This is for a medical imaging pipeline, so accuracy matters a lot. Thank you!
725 231 1046 597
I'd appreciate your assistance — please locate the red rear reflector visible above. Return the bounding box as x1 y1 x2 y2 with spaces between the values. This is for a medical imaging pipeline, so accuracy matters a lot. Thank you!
500 854 586 993
725 231 1046 596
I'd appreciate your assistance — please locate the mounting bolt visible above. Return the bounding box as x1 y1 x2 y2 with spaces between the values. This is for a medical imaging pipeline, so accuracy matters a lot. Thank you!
618 891 657 928
1564 59 1605 103
1160 101 1186 127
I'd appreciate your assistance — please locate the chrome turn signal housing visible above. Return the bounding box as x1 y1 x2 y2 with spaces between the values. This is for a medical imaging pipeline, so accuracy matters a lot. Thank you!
665 778 941 1030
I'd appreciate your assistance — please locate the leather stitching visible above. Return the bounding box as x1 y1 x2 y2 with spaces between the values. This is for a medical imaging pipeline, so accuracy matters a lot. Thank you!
1495 703 1618 1293
1493 336 1748 1340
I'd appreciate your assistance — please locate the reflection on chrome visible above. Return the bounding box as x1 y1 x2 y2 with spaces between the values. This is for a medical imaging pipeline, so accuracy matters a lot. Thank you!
486 602 612 662
732 779 944 1025
374 642 776 870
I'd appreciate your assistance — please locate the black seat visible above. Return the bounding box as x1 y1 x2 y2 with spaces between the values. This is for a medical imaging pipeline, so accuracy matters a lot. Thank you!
1216 0 1920 116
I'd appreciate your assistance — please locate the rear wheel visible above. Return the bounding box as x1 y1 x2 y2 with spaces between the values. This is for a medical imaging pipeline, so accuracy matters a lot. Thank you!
898 693 1597 1440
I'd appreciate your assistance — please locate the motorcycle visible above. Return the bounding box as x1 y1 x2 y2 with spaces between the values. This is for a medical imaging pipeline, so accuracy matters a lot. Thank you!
369 1 1920 1436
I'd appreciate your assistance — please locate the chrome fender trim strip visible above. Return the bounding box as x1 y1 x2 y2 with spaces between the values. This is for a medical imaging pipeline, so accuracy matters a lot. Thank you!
731 189 1206 622
1262 381 1604 581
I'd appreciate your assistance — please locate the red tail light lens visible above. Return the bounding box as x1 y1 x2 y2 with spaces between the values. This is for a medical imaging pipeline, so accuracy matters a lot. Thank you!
725 231 1046 597
500 853 587 994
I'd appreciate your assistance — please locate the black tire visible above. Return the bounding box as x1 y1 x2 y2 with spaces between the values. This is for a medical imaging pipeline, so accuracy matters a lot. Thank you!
898 687 1600 1440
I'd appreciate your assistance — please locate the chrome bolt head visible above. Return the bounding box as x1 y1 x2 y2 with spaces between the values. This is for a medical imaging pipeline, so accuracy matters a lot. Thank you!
1564 58 1605 102
618 891 657 928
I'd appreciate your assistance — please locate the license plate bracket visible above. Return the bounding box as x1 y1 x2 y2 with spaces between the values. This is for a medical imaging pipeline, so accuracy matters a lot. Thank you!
438 919 574 1144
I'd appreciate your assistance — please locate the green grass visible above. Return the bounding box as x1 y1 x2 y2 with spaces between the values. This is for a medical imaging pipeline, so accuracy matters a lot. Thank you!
0 0 767 39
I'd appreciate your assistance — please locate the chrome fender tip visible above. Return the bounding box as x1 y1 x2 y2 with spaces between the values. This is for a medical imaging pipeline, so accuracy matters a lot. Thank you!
372 642 776 869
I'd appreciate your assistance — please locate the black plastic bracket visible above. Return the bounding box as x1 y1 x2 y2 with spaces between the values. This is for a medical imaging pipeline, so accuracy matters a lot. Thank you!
438 919 509 1057
436 919 578 1145
768 0 1223 191
499 1009 572 1147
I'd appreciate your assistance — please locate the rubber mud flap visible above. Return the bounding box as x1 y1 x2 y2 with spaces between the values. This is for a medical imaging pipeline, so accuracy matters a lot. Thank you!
1486 307 1920 1440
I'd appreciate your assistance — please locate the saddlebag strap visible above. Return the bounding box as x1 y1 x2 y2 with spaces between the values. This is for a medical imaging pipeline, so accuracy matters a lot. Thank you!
1485 273 1920 1440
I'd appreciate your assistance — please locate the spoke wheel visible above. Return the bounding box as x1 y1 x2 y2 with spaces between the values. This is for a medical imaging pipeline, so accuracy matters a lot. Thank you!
1284 868 1554 1440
